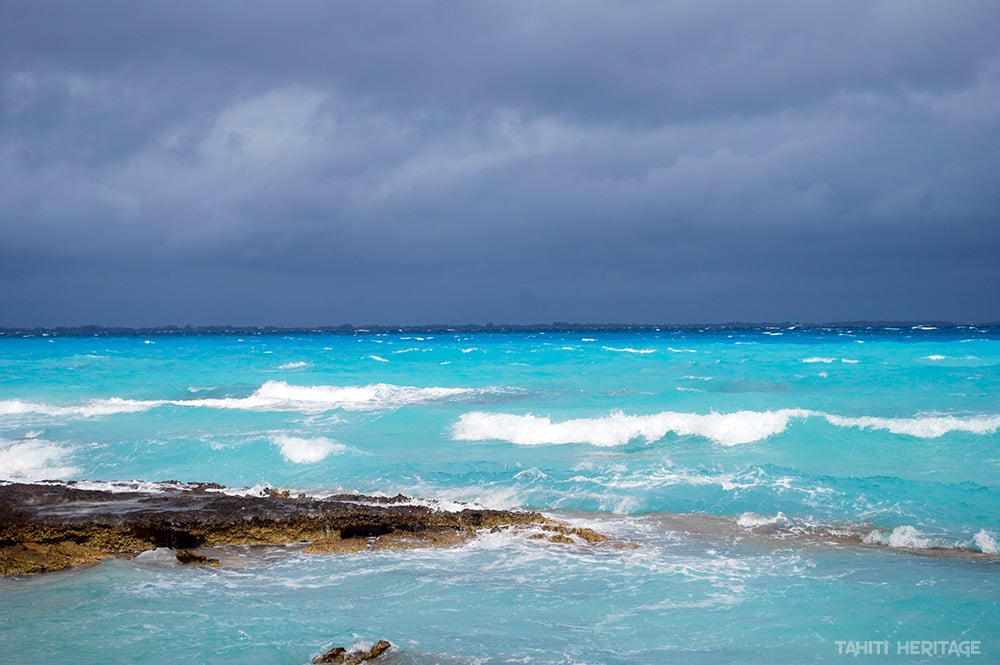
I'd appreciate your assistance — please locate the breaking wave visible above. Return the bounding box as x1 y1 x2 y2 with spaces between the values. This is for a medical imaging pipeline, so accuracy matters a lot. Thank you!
825 414 1000 437
0 397 160 418
0 437 79 481
453 409 809 446
453 409 1000 446
271 434 346 464
0 382 516 419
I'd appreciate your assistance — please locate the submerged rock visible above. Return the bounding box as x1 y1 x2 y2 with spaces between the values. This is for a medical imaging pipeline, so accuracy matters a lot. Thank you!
0 482 612 576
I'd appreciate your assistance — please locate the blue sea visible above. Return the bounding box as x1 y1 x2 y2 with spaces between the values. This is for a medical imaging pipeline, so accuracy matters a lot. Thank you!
1 326 998 664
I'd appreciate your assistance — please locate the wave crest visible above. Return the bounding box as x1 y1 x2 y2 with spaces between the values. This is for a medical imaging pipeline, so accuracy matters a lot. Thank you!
453 409 809 446
271 434 345 463
0 382 512 419
824 414 1000 438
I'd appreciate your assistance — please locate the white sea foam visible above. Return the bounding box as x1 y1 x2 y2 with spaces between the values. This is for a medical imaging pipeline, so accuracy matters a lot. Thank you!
367 355 389 363
802 357 836 364
973 529 998 555
453 409 809 446
824 414 1000 438
601 346 656 354
667 347 697 353
590 464 760 493
0 438 79 481
737 512 789 528
277 361 309 370
271 434 345 464
864 525 933 549
1 382 512 420
0 397 163 418
57 480 189 493
456 408 1000 447
923 355 947 360
187 381 496 413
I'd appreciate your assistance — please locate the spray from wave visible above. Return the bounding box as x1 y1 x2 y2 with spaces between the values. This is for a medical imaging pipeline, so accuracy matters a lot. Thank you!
0 437 79 481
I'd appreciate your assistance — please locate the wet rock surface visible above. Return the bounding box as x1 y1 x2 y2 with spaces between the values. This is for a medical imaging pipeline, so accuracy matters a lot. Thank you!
174 548 220 566
0 482 609 576
314 639 392 664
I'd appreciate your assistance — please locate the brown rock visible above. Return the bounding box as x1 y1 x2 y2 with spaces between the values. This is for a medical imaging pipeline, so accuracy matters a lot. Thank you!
0 482 610 576
303 536 370 554
314 646 347 663
315 640 392 664
175 549 220 566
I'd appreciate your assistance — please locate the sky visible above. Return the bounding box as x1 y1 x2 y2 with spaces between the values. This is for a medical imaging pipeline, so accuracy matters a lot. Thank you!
2 1 999 327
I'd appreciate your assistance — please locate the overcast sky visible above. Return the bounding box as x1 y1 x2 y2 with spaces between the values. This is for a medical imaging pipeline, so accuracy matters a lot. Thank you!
2 1 998 326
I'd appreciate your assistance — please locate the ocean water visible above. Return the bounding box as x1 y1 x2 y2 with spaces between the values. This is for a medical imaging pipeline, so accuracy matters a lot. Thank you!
1 326 997 664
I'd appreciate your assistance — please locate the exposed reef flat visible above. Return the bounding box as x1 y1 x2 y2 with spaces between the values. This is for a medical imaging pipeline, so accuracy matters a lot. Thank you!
0 482 611 576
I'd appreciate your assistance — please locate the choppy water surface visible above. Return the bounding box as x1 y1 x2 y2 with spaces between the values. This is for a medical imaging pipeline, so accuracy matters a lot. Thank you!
1 326 998 663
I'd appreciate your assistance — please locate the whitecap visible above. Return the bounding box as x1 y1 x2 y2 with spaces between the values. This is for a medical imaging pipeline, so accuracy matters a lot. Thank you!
0 437 78 481
601 346 656 354
271 434 345 464
277 361 309 370
0 397 163 418
185 381 503 413
452 408 809 447
973 529 998 555
802 357 836 364
367 355 389 363
824 413 1000 438
863 525 932 549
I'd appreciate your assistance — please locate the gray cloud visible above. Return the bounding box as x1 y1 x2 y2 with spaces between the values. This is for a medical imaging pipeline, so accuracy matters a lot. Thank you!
1 1 998 325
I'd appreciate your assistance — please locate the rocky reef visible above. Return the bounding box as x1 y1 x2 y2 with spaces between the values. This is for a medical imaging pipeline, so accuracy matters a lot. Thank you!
0 482 611 576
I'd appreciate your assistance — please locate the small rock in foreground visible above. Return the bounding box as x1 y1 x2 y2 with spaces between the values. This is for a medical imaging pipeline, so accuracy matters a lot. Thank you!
314 639 392 664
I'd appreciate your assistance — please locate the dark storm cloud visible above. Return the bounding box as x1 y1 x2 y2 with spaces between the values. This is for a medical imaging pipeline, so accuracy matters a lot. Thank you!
1 1 998 325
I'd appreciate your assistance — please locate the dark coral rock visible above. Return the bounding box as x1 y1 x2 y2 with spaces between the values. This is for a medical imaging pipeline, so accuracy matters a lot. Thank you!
175 549 220 566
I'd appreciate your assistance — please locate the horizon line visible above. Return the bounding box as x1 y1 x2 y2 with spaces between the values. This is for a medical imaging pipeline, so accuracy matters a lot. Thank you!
2 320 998 336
